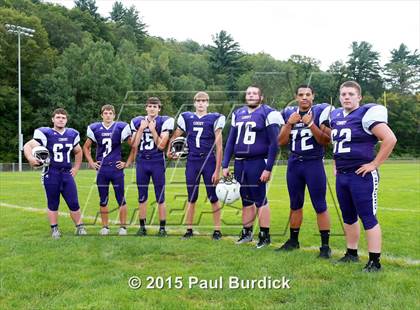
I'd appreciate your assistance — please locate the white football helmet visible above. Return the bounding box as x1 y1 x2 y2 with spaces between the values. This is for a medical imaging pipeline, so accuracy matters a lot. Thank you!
32 146 50 168
216 176 241 204
170 137 188 159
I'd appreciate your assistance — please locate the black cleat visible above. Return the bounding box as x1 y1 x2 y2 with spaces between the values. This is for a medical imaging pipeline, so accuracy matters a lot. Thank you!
363 260 381 272
136 227 147 236
275 239 300 252
337 252 359 263
318 246 332 259
236 229 253 244
212 230 222 240
157 228 167 237
256 231 271 249
182 230 193 240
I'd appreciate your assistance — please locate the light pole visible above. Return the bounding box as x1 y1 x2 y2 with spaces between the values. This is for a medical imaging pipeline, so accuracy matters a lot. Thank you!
5 24 35 172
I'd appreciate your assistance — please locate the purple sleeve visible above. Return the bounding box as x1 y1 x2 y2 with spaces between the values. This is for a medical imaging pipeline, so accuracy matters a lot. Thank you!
265 125 280 171
222 126 237 168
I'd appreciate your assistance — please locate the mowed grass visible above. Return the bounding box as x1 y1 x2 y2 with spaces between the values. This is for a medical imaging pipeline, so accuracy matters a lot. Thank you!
0 162 419 309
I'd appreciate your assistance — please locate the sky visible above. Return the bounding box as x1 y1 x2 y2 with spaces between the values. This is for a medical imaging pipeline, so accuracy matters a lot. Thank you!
48 0 420 70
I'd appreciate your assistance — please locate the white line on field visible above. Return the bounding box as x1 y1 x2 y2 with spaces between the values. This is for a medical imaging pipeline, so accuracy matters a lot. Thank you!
1 201 419 266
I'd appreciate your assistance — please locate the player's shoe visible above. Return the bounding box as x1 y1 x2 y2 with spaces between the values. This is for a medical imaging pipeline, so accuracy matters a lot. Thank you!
256 231 271 249
136 227 147 236
118 227 127 236
212 230 222 241
182 230 193 240
51 227 61 239
235 228 253 244
158 228 167 237
363 260 381 272
318 246 332 259
275 239 300 251
337 252 359 263
75 225 87 236
100 227 110 235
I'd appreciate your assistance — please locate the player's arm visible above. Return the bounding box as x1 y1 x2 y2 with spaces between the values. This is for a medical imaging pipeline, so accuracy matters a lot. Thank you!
82 138 100 170
278 112 299 146
260 124 280 182
356 123 397 176
71 144 83 177
307 123 331 145
222 126 237 177
156 132 170 151
125 133 141 167
155 117 175 151
126 120 148 167
23 139 41 167
212 128 223 185
302 106 332 145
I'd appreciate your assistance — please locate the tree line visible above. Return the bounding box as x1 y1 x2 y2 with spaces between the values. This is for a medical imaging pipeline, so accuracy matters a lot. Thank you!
0 0 419 162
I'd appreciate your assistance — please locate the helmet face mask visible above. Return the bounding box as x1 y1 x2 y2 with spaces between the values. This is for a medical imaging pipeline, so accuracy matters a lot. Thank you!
170 137 188 159
32 146 50 168
216 177 241 204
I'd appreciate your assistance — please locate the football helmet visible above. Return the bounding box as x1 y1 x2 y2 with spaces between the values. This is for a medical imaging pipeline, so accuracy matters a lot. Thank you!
32 146 50 168
170 137 188 159
216 176 241 204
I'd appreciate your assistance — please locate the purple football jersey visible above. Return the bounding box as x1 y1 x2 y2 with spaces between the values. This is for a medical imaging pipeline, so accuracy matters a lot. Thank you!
130 115 174 160
230 104 281 158
177 112 225 157
33 127 80 169
280 103 333 158
330 103 388 170
86 121 131 164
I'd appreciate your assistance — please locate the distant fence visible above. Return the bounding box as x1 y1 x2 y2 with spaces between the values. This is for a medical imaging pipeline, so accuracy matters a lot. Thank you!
0 158 418 172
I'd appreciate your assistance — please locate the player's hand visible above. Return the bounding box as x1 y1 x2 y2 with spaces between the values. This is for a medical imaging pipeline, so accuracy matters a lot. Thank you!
212 170 221 185
287 112 301 125
259 170 271 183
148 119 156 132
222 168 230 178
166 150 177 160
301 110 313 125
139 120 149 130
88 161 100 170
70 167 79 177
28 156 41 167
124 160 132 168
356 162 377 177
116 161 125 170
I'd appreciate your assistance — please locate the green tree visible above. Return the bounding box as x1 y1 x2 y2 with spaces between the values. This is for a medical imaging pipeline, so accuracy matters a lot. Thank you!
208 30 243 91
74 0 100 19
384 44 420 94
346 41 383 98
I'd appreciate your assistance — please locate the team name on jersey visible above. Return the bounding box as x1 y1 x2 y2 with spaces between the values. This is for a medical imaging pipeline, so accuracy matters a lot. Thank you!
240 115 252 120
101 132 112 137
58 137 68 142
193 121 204 126
294 123 305 128
336 121 347 125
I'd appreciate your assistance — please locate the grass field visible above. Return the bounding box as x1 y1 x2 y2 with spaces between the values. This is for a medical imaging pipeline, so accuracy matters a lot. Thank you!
0 162 419 309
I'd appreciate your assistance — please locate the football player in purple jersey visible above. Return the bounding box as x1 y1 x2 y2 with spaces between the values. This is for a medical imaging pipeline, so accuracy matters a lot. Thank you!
276 85 333 258
24 108 86 238
126 97 174 237
222 85 281 248
331 81 397 272
168 92 225 240
83 105 132 236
